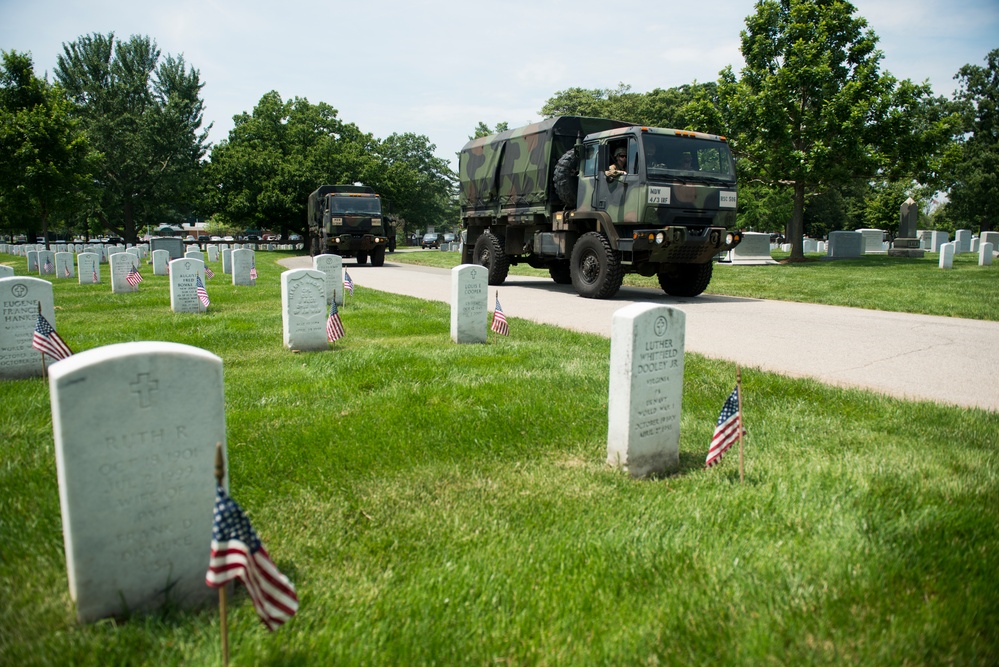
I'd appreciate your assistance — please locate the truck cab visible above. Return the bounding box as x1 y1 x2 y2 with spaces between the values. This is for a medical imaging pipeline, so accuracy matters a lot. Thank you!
308 185 392 266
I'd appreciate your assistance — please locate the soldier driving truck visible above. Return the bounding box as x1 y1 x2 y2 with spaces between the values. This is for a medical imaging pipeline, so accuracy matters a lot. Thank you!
458 116 742 299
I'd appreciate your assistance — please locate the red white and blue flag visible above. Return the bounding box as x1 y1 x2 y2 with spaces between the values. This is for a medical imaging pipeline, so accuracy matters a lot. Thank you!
343 272 354 296
63 264 71 278
327 299 345 342
126 265 143 286
205 265 215 279
42 258 53 274
92 268 99 284
706 387 742 468
250 261 257 281
32 313 73 361
491 294 509 336
196 274 210 307
206 485 298 631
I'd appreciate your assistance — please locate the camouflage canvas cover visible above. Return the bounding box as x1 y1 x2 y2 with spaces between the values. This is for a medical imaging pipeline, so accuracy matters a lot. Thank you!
459 117 629 212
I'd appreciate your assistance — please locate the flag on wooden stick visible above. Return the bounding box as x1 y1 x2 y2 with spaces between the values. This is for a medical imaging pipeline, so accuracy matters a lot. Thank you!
126 265 143 286
343 272 354 296
490 293 509 336
196 274 211 307
32 313 73 361
706 386 742 468
206 485 299 631
327 299 345 342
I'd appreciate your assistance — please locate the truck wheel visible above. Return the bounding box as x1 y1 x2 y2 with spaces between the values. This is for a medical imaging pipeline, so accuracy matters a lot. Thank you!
356 251 368 265
553 149 580 208
548 260 572 284
473 231 510 285
571 232 623 299
370 245 386 267
657 262 713 297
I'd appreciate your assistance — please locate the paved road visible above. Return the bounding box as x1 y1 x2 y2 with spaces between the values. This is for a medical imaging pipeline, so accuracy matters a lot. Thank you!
281 256 999 413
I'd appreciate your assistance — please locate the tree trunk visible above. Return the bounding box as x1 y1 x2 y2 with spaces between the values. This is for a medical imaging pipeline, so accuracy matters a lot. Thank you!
123 200 137 244
788 181 806 260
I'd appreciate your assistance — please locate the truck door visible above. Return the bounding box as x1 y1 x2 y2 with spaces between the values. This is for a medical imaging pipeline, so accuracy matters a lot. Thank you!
592 138 639 222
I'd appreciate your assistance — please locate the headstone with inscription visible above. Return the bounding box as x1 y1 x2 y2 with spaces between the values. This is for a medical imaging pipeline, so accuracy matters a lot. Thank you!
0 277 58 379
313 254 344 305
231 248 255 286
37 249 56 275
110 252 139 294
890 198 924 257
607 303 685 478
26 250 39 273
169 259 207 313
55 252 75 279
47 341 226 622
151 249 170 276
0 265 13 279
281 269 328 351
857 229 886 254
77 252 100 284
723 232 777 265
450 264 488 344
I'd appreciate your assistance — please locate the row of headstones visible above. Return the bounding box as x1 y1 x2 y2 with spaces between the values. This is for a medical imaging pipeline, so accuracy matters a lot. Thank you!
0 241 300 263
41 276 685 623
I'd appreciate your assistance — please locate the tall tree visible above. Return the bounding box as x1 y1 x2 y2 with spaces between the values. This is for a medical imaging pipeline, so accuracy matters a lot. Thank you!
204 91 377 239
944 49 999 232
0 50 94 246
367 132 456 235
54 33 209 243
718 0 939 259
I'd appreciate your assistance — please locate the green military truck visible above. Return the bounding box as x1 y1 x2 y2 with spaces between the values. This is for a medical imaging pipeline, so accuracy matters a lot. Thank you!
308 185 395 265
458 116 742 298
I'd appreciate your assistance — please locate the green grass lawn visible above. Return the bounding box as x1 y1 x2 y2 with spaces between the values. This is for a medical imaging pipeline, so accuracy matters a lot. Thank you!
392 248 999 321
1 250 997 666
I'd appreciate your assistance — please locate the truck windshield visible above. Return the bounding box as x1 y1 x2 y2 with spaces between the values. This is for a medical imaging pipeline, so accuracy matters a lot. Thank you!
643 135 736 183
329 196 381 216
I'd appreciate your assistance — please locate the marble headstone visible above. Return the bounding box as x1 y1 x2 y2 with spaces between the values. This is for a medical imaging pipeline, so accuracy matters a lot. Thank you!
169 258 208 313
0 276 58 379
151 249 170 276
231 248 255 286
826 231 863 258
450 264 488 344
55 252 75 278
47 341 226 622
77 253 100 284
281 269 329 351
313 254 344 305
607 303 685 478
110 252 140 293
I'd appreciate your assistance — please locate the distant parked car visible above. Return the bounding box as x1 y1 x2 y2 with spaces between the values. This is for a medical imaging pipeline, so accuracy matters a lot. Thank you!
443 233 455 243
422 233 441 249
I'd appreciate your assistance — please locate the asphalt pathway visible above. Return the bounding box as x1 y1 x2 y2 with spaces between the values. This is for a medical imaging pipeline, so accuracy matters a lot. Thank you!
280 256 999 413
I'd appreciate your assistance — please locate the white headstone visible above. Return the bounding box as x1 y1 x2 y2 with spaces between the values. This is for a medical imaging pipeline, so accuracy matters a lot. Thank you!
0 265 13 279
26 250 39 272
184 249 205 263
939 242 955 269
281 269 329 351
724 232 777 265
0 276 58 378
151 249 170 276
313 254 344 305
954 229 972 254
77 252 100 284
857 229 886 254
981 231 999 248
929 231 949 252
980 242 994 266
55 252 75 279
450 265 488 344
207 245 219 263
47 341 226 622
169 258 208 313
37 249 56 275
826 231 864 258
110 252 140 293
221 249 232 275
231 248 255 286
607 303 685 478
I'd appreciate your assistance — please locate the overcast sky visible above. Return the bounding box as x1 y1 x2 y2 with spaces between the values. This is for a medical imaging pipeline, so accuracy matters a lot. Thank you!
2 0 996 171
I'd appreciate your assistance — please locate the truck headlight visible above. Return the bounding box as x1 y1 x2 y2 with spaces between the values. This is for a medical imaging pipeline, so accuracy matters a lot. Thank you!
726 233 734 244
655 232 665 245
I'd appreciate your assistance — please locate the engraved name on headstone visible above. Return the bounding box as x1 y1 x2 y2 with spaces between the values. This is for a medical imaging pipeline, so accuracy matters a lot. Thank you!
169 259 207 313
281 269 328 351
231 248 255 286
0 276 57 379
313 254 344 305
450 264 488 344
77 253 100 284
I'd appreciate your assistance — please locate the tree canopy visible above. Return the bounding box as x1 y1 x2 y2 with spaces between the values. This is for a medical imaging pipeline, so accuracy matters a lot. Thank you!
54 33 210 243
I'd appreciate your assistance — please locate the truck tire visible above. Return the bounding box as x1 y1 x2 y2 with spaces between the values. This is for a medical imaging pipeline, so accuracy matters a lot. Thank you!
570 232 623 299
548 260 572 285
657 262 713 297
370 245 386 267
473 231 510 285
553 149 580 208
356 251 368 265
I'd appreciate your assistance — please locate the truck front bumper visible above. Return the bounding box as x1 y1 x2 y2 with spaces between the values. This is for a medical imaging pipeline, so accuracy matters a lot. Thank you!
623 227 742 264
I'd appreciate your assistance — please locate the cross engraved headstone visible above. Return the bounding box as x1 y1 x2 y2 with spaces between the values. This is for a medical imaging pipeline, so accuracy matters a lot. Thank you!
47 341 226 623
0 276 57 379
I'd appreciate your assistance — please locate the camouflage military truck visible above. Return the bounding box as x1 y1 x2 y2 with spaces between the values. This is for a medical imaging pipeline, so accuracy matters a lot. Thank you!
459 116 742 298
308 185 394 265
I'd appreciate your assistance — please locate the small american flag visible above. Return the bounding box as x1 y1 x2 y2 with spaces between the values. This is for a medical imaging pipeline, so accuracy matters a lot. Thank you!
250 262 257 281
706 387 742 468
205 485 298 631
343 272 354 296
490 294 509 336
32 313 73 361
63 265 71 278
92 268 99 284
42 258 53 273
327 299 345 342
196 274 210 307
205 265 215 279
126 265 143 286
